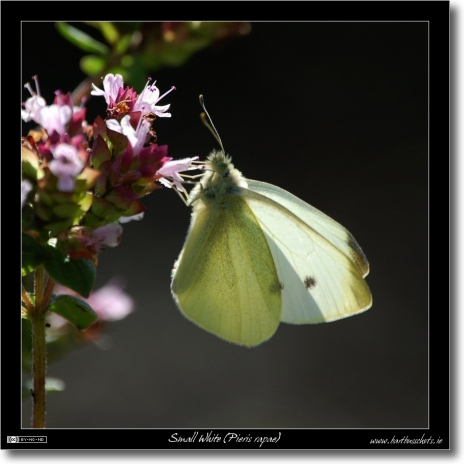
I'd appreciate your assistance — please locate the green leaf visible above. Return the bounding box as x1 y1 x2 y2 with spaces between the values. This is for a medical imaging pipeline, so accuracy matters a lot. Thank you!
106 126 129 155
52 203 82 219
55 22 109 55
78 192 93 213
81 213 104 228
90 196 122 220
81 54 106 75
122 199 145 217
44 247 96 298
22 204 37 231
75 168 100 192
115 33 131 55
43 217 76 235
21 146 40 179
22 234 51 276
94 22 120 44
49 294 98 330
90 134 112 170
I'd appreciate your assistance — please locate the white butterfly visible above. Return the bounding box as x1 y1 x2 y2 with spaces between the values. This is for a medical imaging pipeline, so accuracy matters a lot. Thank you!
166 98 372 347
168 148 372 347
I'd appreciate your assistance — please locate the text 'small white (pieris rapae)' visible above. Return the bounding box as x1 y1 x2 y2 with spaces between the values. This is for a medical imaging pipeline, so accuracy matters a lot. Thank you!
167 103 372 347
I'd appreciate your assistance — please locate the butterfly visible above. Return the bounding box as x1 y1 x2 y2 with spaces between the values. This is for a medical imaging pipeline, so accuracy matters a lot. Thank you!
169 98 372 347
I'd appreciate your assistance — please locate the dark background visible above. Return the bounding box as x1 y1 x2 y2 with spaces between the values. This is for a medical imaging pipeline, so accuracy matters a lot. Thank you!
21 21 429 429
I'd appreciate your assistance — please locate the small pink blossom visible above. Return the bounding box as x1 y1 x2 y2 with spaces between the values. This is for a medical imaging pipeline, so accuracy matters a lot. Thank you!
22 78 72 136
91 73 125 106
90 223 123 247
49 144 84 192
38 105 72 136
106 115 150 156
21 94 46 123
87 279 134 321
156 157 201 192
65 223 124 260
134 78 175 118
22 76 46 122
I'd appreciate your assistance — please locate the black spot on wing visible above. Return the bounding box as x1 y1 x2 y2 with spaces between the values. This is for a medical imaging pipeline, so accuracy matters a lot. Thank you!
304 275 317 289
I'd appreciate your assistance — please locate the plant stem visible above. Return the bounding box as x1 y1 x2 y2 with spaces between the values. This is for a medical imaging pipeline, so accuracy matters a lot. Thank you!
31 310 47 428
22 286 34 312
34 265 44 313
43 277 56 309
30 265 48 428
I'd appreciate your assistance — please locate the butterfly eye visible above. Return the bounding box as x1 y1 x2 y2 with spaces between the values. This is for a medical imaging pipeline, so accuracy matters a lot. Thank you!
213 160 230 177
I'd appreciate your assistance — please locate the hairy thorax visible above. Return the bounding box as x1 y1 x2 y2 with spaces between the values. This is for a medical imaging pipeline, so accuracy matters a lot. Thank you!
189 150 248 211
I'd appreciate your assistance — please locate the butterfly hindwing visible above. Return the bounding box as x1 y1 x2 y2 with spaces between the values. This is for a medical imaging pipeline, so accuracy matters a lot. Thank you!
171 194 282 346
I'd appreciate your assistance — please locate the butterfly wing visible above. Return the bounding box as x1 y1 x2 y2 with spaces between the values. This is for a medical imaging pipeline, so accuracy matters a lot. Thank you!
242 180 372 324
246 180 370 277
171 195 282 346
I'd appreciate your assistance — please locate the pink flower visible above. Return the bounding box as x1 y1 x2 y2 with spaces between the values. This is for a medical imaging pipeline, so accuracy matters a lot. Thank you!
38 105 72 136
134 78 175 118
22 76 74 136
65 224 123 261
89 223 123 248
106 115 150 156
22 76 46 122
87 281 134 321
21 94 46 123
91 73 125 106
156 157 201 192
49 144 84 192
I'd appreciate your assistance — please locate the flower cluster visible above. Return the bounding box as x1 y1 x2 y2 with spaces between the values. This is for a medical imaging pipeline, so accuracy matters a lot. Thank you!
22 74 199 263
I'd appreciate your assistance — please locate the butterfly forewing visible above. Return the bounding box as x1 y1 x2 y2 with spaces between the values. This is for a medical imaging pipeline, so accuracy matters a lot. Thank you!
241 185 372 324
246 180 370 277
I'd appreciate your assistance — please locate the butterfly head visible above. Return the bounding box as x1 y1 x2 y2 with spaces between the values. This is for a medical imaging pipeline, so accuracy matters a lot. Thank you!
207 150 232 177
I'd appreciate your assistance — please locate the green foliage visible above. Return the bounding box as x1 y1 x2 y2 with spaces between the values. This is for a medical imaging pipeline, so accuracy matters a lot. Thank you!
44 247 96 298
90 21 120 44
49 294 98 330
22 234 51 276
80 55 106 75
56 22 109 55
56 21 250 89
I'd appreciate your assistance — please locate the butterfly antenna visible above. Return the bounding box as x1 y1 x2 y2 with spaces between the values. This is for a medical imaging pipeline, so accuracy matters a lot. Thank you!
199 94 225 153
